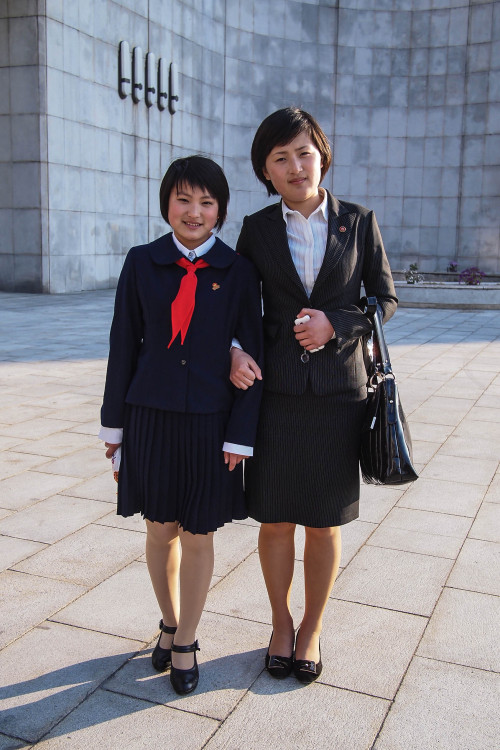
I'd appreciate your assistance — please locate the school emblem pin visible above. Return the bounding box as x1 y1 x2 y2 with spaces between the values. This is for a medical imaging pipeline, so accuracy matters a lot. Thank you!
212 282 220 290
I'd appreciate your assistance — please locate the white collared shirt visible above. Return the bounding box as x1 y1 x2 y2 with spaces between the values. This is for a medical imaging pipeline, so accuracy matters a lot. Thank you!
281 189 329 296
171 232 215 259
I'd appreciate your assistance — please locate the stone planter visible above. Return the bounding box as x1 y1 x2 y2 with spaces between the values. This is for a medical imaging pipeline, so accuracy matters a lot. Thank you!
394 281 500 309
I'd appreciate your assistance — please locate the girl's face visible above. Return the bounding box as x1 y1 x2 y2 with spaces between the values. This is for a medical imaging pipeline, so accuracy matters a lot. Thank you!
262 133 323 216
168 183 219 249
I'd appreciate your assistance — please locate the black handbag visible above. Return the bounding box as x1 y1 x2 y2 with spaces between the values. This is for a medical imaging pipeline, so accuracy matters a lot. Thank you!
360 297 418 485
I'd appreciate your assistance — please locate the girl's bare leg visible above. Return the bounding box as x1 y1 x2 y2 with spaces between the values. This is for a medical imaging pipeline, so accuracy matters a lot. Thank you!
295 525 341 662
172 527 215 670
258 522 296 656
145 520 180 649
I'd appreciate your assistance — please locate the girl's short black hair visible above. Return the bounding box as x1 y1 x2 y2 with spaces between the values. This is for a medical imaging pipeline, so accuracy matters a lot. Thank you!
159 155 229 231
251 107 332 196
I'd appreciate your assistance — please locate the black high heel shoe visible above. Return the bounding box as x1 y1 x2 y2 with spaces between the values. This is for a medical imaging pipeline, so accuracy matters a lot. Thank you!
170 640 200 695
293 629 323 683
151 619 177 672
265 631 294 679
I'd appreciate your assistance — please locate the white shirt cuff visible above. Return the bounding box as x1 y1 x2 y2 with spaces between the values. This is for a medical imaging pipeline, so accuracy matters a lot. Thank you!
99 426 123 443
230 338 243 350
222 441 253 457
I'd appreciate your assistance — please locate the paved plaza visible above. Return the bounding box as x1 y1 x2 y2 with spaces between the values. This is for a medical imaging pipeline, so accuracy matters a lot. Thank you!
0 290 499 749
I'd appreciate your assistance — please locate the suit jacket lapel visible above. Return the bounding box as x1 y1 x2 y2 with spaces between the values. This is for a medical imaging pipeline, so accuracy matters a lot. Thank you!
312 192 356 295
264 202 306 295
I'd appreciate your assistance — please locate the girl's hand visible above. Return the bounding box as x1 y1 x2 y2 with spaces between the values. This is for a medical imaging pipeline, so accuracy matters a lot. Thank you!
230 347 262 390
223 451 245 471
105 442 121 459
293 308 334 350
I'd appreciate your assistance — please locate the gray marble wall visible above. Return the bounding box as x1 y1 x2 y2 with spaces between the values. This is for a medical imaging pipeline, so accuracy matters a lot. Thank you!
0 0 498 292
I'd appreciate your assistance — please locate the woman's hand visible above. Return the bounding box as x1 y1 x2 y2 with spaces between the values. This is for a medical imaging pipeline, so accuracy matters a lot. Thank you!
104 442 121 459
230 347 262 390
294 308 334 351
223 452 245 471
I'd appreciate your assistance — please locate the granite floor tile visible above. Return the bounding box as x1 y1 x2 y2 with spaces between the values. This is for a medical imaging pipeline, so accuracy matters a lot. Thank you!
409 396 475 426
417 588 499 672
447 538 500 596
420 454 497 486
358 485 404 523
1 406 51 425
0 495 110 544
0 451 51 481
0 417 78 440
398 477 485 516
13 432 98 459
12 524 145 588
452 416 500 441
469 502 500 542
338 520 377 567
33 688 219 750
320 600 426 699
0 570 85 649
204 674 389 750
374 657 500 750
0 621 140 743
0 435 27 451
43 404 100 423
438 435 500 462
53 561 159 641
408 421 453 444
212 522 259 577
411 440 440 464
94 510 146 533
62 472 116 503
35 447 105 479
0 535 46 572
332 546 453 616
105 611 269 721
485 474 500 503
467 405 500 423
0 471 81 511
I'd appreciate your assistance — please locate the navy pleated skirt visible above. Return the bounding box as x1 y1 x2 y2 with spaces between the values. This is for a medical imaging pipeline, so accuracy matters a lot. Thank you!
117 405 247 534
244 387 367 527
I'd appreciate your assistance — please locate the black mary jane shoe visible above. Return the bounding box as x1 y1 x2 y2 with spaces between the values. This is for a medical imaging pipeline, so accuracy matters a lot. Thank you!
293 630 323 684
265 631 294 680
170 640 201 695
151 619 177 672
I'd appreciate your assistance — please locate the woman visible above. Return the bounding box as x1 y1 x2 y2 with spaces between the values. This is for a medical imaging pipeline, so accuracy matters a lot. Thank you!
100 156 263 695
230 108 397 682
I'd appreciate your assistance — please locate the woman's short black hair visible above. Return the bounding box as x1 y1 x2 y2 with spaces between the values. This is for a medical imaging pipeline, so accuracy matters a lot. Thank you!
159 155 229 231
251 107 332 196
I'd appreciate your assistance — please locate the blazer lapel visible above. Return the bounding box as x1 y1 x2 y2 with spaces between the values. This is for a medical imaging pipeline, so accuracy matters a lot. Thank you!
312 192 357 294
263 202 308 295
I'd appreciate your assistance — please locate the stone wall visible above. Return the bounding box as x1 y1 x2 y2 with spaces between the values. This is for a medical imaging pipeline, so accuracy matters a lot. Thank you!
0 0 498 292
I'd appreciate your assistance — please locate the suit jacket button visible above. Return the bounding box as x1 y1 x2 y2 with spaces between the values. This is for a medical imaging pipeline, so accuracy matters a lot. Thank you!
181 359 186 365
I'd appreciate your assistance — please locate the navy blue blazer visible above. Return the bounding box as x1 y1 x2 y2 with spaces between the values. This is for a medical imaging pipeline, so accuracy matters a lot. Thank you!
236 191 398 396
101 233 263 449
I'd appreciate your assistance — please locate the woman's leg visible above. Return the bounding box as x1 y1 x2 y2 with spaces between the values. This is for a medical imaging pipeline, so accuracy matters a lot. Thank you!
145 520 181 649
258 522 296 656
295 525 342 662
172 527 215 670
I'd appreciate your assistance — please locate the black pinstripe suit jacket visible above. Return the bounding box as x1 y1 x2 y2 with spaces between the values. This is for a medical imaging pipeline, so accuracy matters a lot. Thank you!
236 191 398 396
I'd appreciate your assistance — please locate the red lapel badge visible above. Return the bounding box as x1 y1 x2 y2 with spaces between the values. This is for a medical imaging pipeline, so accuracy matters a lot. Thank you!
212 282 220 290
339 225 346 232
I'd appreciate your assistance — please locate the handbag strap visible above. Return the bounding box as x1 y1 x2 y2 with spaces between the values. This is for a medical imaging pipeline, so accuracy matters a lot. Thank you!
364 296 393 375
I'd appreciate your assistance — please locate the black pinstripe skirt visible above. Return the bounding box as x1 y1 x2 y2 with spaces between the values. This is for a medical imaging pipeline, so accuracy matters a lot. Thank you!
117 405 247 534
244 387 367 527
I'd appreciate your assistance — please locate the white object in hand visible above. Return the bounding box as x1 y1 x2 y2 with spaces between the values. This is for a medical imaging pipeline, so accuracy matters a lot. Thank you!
111 446 121 482
294 315 325 353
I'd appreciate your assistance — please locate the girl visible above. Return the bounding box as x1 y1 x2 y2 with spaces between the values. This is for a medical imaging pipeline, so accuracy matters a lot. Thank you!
230 108 397 682
99 156 263 695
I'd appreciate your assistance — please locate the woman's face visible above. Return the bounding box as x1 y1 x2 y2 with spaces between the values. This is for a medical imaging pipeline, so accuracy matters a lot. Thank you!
262 133 323 215
168 183 219 249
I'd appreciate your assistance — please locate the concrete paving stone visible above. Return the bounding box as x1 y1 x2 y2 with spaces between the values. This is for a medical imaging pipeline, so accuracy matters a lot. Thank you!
94 509 146 533
66 419 101 436
417 587 500 672
447 538 500 596
0 451 51 481
34 447 106 478
62 472 116 503
0 471 81 511
469 502 500 542
411 439 440 464
0 570 85 649
433 371 495 400
43 404 100 423
367 525 464 559
0 436 27 451
398 477 486 516
485 474 500 503
475 392 500 408
53 561 160 641
374 657 500 750
212 522 258 577
0 417 78 440
13 524 145 588
338 520 377 567
13 432 98 459
408 421 453 443
0 621 140 743
420 453 497 486
0 495 110 544
438 435 500 462
409 396 475 426
0 735 28 750
0 535 46 572
0 406 51 425
332 545 453 616
21 393 96 410
467 405 500 423
453 416 500 440
206 551 305 626
105 611 269 720
32 688 219 750
320 599 426 699
204 674 389 750
0 509 11 521
358 485 404 523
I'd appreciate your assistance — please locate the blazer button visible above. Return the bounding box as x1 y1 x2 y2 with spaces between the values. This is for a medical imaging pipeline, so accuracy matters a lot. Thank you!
181 359 186 365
